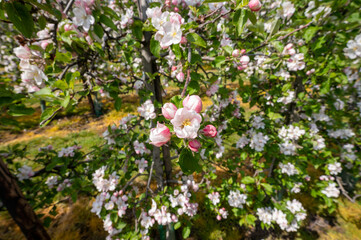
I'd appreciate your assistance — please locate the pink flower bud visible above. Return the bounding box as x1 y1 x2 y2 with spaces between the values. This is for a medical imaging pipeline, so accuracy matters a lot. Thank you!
248 0 262 12
188 139 201 152
165 0 171 7
232 49 241 58
240 55 250 65
240 49 246 55
176 72 185 82
64 24 73 31
171 66 177 71
41 41 49 49
174 7 179 12
162 103 178 120
180 36 187 44
216 215 221 221
172 0 178 5
202 125 217 138
183 95 202 113
288 48 296 55
285 43 293 50
149 122 171 147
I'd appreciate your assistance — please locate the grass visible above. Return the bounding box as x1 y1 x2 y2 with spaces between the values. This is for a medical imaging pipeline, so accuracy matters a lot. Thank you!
0 130 103 159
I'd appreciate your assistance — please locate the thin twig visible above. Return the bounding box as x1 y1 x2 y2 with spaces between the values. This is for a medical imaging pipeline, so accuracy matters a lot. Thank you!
39 106 63 126
336 177 355 203
64 0 75 15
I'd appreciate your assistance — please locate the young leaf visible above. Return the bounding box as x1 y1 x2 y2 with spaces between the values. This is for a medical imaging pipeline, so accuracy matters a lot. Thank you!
187 33 207 48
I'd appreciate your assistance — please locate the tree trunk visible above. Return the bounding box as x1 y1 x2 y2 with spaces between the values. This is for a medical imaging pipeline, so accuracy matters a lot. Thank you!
137 1 175 239
0 158 51 240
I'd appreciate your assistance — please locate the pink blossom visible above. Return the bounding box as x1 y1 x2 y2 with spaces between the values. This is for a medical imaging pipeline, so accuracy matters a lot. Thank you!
188 139 201 152
202 125 217 138
14 45 31 59
232 49 241 58
170 108 202 139
183 95 202 113
64 24 73 31
180 36 187 44
240 55 250 65
248 0 262 12
176 72 185 82
149 122 171 147
162 103 178 120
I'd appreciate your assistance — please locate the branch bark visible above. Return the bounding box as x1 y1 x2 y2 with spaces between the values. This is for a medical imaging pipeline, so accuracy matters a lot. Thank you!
0 158 51 240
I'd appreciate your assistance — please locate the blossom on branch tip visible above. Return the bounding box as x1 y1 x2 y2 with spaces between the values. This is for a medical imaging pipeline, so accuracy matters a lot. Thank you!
188 139 201 152
171 108 202 139
149 123 171 147
183 95 202 113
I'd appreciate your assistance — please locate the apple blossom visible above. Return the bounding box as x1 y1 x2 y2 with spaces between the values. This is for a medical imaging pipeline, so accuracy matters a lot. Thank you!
176 72 185 82
188 139 201 152
162 102 178 120
149 123 171 147
14 45 31 60
232 49 241 58
248 0 262 12
171 108 202 139
202 125 217 138
72 6 95 32
182 95 202 113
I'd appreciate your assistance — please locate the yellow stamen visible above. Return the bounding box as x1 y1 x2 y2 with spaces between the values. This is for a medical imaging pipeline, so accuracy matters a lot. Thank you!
182 119 191 128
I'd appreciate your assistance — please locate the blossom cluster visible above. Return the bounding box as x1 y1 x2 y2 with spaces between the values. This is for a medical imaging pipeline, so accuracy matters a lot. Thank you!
257 199 306 232
146 7 184 48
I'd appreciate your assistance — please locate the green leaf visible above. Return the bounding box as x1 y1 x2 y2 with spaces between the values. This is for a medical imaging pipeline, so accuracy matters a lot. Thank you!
132 20 143 40
34 87 52 97
186 33 207 48
38 15 47 30
268 18 281 39
93 24 104 38
213 56 226 67
182 226 191 239
178 148 201 174
99 14 118 31
171 44 182 60
114 97 122 111
188 78 200 95
174 222 181 230
8 105 35 116
61 95 71 108
40 107 58 127
237 10 248 36
5 2 34 38
303 26 319 43
55 51 72 63
150 37 161 58
53 80 68 91
235 0 249 9
247 10 257 25
241 176 255 184
245 214 257 226
170 95 183 109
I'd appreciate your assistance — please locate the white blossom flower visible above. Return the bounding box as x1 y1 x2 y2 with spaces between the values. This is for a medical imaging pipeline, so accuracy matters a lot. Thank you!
321 182 340 198
138 100 156 120
228 190 247 208
16 165 34 181
279 162 298 176
73 6 95 32
328 162 342 175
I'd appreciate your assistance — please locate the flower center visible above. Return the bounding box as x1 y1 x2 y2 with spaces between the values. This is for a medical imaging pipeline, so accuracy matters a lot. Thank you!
172 31 177 37
182 119 191 128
